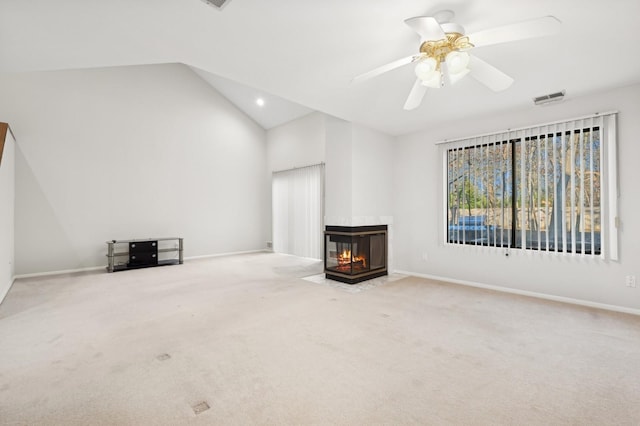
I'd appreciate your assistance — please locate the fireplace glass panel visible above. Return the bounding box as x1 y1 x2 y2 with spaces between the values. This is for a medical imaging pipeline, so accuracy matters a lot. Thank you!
325 237 368 275
369 234 385 270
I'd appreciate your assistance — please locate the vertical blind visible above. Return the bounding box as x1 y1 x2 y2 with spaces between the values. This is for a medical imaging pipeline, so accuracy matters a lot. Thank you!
272 163 325 260
442 112 618 259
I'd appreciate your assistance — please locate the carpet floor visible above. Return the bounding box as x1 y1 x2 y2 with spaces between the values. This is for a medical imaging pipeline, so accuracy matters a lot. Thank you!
1 252 639 425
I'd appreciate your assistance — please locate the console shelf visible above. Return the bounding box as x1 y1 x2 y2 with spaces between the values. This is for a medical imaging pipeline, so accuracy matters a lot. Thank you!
106 237 183 273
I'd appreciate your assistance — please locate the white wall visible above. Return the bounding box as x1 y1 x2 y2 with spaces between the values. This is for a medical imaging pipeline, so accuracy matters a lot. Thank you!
351 124 395 271
265 112 326 249
0 63 268 275
266 113 395 268
0 126 15 302
394 83 640 310
324 119 395 226
324 115 353 225
351 124 394 221
266 113 395 227
266 111 325 173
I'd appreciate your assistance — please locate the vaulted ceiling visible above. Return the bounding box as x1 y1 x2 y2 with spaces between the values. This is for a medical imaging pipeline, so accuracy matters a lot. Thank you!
1 0 639 135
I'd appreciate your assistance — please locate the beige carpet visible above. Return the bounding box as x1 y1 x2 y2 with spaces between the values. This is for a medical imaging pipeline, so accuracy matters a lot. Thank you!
1 252 639 425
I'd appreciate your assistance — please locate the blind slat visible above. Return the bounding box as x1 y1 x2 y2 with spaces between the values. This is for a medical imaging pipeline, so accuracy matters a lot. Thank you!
561 123 568 253
543 126 549 251
536 128 542 251
579 121 586 255
589 117 595 255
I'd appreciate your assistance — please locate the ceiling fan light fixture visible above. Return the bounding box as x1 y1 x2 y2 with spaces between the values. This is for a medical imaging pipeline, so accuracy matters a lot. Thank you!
448 68 470 85
420 70 442 88
446 51 470 73
415 57 438 81
352 11 562 110
445 51 471 85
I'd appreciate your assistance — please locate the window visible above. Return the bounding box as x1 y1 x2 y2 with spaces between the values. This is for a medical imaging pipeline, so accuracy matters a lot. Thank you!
444 113 617 258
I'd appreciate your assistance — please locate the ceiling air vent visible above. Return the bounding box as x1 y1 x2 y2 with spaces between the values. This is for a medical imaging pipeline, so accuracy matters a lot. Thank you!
200 0 232 9
533 90 566 106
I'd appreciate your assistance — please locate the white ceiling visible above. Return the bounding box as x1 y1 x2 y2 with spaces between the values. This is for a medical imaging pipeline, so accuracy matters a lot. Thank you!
189 65 314 129
1 0 639 136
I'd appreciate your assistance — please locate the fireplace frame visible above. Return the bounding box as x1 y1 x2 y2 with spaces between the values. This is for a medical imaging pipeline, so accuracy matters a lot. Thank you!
324 225 388 284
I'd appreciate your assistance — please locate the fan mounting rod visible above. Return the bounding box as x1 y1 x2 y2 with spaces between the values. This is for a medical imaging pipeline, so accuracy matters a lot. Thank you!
432 10 465 35
432 9 455 23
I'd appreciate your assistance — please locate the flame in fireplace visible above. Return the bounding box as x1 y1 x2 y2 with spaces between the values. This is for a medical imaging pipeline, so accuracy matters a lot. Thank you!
337 249 366 267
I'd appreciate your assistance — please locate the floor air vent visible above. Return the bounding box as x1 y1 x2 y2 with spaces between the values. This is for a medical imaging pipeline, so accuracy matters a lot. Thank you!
200 0 232 9
533 90 565 106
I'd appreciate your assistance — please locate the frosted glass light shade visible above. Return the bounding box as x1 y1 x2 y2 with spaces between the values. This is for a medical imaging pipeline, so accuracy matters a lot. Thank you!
415 58 438 81
446 51 471 85
420 71 442 88
446 51 470 73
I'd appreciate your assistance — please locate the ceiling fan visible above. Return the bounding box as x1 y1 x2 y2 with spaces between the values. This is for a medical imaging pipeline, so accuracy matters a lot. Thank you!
352 10 561 110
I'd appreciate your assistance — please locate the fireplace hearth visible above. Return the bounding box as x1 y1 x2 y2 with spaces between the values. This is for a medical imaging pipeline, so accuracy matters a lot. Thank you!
324 225 387 284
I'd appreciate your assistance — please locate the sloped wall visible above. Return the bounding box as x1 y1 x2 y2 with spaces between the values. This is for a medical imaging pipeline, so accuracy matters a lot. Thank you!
0 124 15 301
0 64 268 275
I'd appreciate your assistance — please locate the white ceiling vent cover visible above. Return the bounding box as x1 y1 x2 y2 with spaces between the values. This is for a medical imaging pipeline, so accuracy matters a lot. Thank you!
200 0 232 10
533 90 566 106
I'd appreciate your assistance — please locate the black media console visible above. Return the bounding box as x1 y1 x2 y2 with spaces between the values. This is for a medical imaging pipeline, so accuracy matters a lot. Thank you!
106 237 183 272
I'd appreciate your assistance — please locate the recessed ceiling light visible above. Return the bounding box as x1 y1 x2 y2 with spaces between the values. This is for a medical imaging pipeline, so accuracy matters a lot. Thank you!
256 98 265 107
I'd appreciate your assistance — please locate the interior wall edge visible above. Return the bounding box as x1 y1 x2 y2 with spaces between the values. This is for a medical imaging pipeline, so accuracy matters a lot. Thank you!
0 276 15 306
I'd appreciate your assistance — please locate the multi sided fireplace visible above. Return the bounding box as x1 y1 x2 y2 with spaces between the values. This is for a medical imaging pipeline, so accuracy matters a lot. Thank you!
324 225 387 284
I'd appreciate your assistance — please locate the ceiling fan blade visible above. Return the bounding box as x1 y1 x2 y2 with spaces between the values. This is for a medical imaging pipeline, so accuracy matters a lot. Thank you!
468 16 561 48
468 55 514 92
404 16 446 41
403 79 428 110
352 55 416 84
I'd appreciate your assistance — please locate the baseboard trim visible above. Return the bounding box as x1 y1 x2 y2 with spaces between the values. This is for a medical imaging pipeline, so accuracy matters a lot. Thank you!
15 266 105 280
395 270 640 316
185 249 269 260
13 250 272 280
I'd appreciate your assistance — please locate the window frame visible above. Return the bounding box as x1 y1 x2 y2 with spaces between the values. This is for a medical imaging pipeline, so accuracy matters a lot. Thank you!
440 112 618 260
